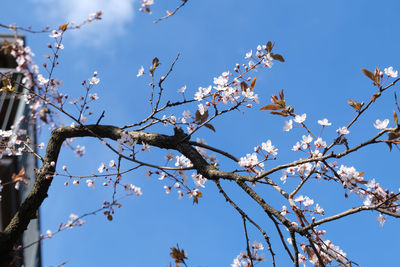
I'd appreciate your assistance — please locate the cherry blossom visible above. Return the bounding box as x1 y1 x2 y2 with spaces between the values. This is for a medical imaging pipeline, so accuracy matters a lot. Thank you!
318 118 332 126
294 113 306 123
292 142 301 151
245 50 252 59
283 119 293 131
261 140 278 156
301 135 313 149
98 162 105 173
336 126 349 135
54 43 64 50
198 103 207 116
45 230 52 238
377 214 386 227
238 153 263 169
139 0 154 14
86 179 95 188
89 76 100 85
314 137 327 148
175 155 193 168
192 173 207 188
281 205 288 215
89 93 99 100
49 30 61 38
384 66 398 78
373 119 389 129
177 85 186 93
37 74 49 85
137 66 144 77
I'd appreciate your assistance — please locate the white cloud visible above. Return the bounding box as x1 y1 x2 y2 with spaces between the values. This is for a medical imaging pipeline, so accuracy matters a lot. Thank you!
33 0 136 45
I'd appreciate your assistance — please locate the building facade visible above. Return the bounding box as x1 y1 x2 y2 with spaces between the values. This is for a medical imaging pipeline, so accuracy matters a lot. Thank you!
0 34 41 267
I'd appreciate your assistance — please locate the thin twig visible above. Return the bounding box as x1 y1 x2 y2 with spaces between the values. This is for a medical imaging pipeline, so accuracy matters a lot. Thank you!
154 0 189 23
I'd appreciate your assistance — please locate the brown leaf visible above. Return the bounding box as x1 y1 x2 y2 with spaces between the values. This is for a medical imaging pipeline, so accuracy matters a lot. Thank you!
250 77 257 90
204 123 216 132
271 53 285 62
58 23 69 32
279 89 285 101
270 94 280 105
347 98 364 111
150 57 160 74
260 104 282 111
195 110 209 124
361 68 375 82
107 214 113 221
240 81 249 91
266 41 274 53
12 167 27 184
394 110 398 125
152 57 159 68
170 246 188 263
374 67 381 84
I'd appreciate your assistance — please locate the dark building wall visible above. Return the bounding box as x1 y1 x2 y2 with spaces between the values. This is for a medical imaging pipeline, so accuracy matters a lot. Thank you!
0 33 41 267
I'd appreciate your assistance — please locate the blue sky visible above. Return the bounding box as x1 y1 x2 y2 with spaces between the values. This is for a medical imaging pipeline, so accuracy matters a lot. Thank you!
2 0 400 266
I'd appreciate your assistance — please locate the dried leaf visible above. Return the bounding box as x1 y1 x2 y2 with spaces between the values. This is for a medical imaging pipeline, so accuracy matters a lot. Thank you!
271 53 285 62
150 57 160 74
374 67 381 84
240 81 249 91
107 214 113 221
12 167 27 184
170 246 188 264
250 77 257 90
266 41 274 53
195 110 209 124
279 89 285 101
348 99 364 111
361 68 375 82
260 104 281 111
152 57 159 68
58 23 69 32
394 110 398 125
271 94 280 105
204 123 216 132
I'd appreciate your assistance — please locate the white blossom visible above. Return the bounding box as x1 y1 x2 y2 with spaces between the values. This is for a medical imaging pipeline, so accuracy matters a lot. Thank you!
374 119 389 129
384 66 398 78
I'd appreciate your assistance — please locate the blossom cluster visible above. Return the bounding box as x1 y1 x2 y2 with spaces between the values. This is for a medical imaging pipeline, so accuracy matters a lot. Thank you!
231 240 266 267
